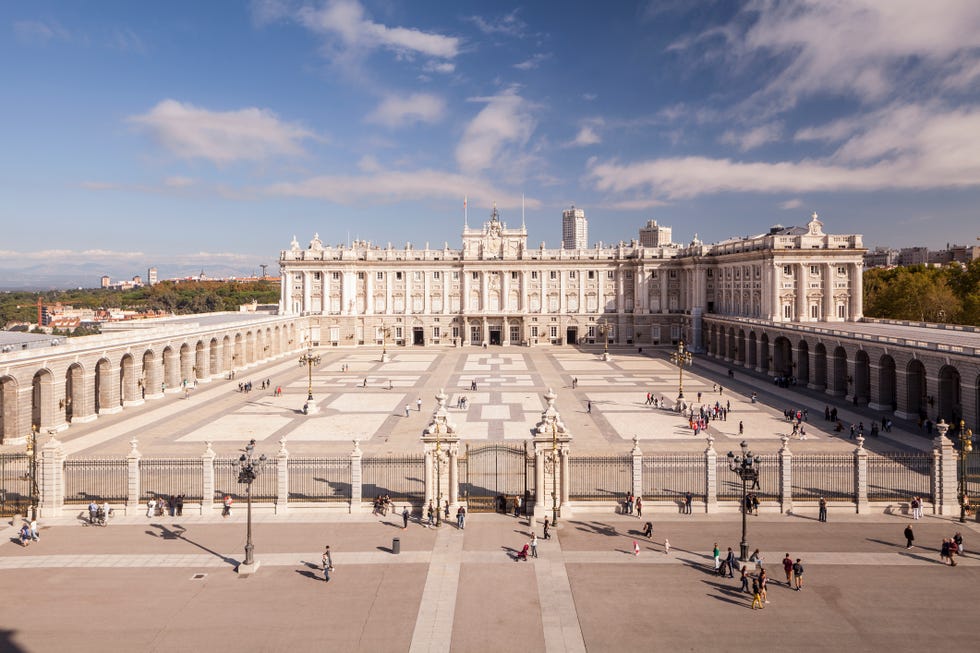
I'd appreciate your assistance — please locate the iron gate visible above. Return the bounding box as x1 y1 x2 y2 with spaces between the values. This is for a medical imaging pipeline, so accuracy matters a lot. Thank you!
460 442 532 512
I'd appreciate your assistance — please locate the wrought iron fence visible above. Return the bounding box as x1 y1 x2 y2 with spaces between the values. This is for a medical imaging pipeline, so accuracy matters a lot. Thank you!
362 455 424 503
139 459 204 501
288 457 351 502
213 457 278 501
716 454 779 501
867 452 933 501
791 454 854 500
63 458 128 504
569 455 631 501
966 451 980 500
641 454 705 500
0 454 30 517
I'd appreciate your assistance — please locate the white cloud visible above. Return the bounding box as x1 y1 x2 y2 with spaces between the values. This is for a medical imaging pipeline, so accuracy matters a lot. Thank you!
720 123 782 151
266 168 538 210
13 19 72 45
297 0 459 59
514 53 550 70
582 93 597 101
567 119 604 147
779 198 803 210
455 88 536 174
164 176 196 188
423 61 455 74
366 93 446 128
128 99 315 165
467 10 527 38
108 27 146 54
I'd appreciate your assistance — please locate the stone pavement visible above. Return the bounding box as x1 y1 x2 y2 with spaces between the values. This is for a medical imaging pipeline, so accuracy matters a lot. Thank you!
30 345 933 459
2 510 979 652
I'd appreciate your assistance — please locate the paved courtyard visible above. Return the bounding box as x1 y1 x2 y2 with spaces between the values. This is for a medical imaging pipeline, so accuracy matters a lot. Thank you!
1 510 978 652
33 345 933 459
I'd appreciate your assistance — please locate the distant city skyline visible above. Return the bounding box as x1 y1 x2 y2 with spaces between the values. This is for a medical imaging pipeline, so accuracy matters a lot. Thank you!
1 1 979 287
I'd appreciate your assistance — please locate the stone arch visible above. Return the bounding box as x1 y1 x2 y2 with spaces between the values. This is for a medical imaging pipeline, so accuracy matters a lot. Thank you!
65 362 84 422
830 346 848 396
141 349 158 399
245 331 255 364
797 340 810 386
222 335 233 372
0 375 18 444
747 332 758 369
938 365 962 423
95 358 112 413
875 355 897 412
179 343 193 386
194 341 207 380
773 336 793 377
32 368 54 430
234 333 244 368
162 346 178 391
759 333 770 374
813 343 828 390
854 350 871 405
907 359 927 420
120 354 138 405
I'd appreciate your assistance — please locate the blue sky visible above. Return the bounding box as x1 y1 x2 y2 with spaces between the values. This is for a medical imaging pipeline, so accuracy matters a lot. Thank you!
2 1 979 285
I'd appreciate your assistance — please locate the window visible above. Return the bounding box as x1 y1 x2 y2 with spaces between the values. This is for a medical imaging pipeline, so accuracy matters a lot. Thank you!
314 272 321 280
838 304 847 318
531 271 539 279
669 270 677 279
394 327 403 339
413 271 421 282
810 266 818 275
550 326 558 339
609 271 616 279
432 271 441 279
569 270 576 279
377 271 384 280
811 305 819 318
837 266 846 275
706 270 712 277
784 304 792 318
472 271 479 279
550 271 557 280
531 326 539 338
396 271 403 280
783 266 791 275
649 271 656 279
625 271 633 279
588 270 595 280
432 326 440 338
452 271 459 280
332 271 340 280
357 272 364 280
511 271 519 280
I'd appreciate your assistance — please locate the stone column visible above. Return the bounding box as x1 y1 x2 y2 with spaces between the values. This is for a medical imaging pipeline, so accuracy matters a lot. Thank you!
39 435 65 518
276 437 289 515
823 263 835 321
164 348 181 394
127 437 141 514
631 436 643 502
302 271 312 314
534 447 545 519
796 263 807 321
854 435 868 514
447 442 459 506
849 262 864 320
779 435 792 514
365 269 374 315
201 442 216 516
704 436 717 514
935 421 958 515
931 445 940 514
350 439 363 514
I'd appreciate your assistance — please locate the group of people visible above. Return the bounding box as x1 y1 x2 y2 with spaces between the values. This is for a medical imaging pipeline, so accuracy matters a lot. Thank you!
784 408 809 439
372 494 392 516
940 532 966 565
621 492 642 516
18 519 40 546
146 495 185 517
87 500 112 525
713 544 806 609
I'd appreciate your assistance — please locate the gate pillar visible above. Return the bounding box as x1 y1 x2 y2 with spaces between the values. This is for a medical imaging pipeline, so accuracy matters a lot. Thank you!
532 388 573 523
421 389 459 516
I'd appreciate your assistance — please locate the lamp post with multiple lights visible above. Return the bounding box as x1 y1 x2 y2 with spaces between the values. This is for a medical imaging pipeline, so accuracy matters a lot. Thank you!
727 440 757 561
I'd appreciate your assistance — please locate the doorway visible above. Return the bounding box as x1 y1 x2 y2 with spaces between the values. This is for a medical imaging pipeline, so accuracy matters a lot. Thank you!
489 329 502 346
566 327 578 345
413 327 424 346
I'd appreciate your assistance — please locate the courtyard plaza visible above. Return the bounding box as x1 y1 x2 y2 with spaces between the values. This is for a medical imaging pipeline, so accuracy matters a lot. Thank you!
1 509 977 652
25 345 933 459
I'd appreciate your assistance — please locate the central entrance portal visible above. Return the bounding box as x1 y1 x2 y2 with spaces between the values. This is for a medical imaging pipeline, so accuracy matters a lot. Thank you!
488 329 502 346
413 327 424 345
566 327 578 345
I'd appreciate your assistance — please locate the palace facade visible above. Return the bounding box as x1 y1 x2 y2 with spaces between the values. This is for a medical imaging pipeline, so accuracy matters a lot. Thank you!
278 209 865 349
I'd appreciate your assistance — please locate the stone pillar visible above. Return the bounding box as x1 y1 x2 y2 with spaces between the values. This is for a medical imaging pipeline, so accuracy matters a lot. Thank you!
823 263 836 321
164 348 181 394
532 388 573 521
779 435 792 514
534 447 545 517
631 436 643 502
276 437 289 515
850 262 864 320
560 443 571 512
350 439 363 513
421 389 459 513
127 437 141 514
447 442 459 506
854 435 868 514
935 420 958 515
704 435 717 514
201 441 216 516
39 435 65 518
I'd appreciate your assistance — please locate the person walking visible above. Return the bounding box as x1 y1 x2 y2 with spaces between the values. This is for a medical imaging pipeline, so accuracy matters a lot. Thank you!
818 497 828 522
904 525 915 549
782 553 794 586
322 546 333 582
531 533 539 558
633 540 641 556
29 517 39 542
740 565 750 593
426 501 435 527
587 400 592 414
684 491 692 515
402 506 410 529
146 497 156 518
456 506 466 529
792 559 805 590
405 405 411 417
739 421 744 435
176 495 184 517
417 397 422 412
751 578 764 609
636 497 643 517
222 495 233 518
713 543 721 571
664 538 671 555
759 568 770 604
725 547 737 578
543 517 551 540
642 522 653 538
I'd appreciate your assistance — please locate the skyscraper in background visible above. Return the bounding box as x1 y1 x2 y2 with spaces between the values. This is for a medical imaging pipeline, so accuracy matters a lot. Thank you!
147 267 158 285
639 220 672 247
561 205 588 249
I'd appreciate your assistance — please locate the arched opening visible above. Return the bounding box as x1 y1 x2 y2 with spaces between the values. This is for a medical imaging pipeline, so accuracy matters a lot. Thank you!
32 369 53 431
65 363 84 422
877 355 897 411
748 332 758 368
120 354 136 405
95 358 111 413
831 347 848 396
773 337 793 377
813 343 827 390
179 343 192 386
938 365 961 424
222 336 232 372
195 341 206 381
0 375 18 444
726 328 736 359
906 359 927 420
141 350 156 399
759 333 770 374
209 338 219 375
234 333 244 368
854 351 870 405
797 340 810 385
736 330 746 365
162 346 176 391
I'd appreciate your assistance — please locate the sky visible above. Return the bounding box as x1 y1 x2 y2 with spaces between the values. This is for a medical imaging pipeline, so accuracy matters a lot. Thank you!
1 1 979 287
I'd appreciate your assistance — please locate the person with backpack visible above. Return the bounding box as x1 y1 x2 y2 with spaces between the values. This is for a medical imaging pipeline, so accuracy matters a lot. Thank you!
792 559 805 590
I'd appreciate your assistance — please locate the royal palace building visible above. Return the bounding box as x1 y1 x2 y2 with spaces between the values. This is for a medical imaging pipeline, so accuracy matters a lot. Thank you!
278 208 865 350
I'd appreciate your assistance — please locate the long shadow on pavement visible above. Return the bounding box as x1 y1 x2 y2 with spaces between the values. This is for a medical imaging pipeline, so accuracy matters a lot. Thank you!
145 523 239 567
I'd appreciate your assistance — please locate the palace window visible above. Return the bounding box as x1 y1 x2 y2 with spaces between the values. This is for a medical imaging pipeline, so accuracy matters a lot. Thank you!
332 271 340 280
413 271 421 282
810 266 819 275
569 270 576 279
357 272 365 280
588 270 595 280
625 271 633 279
550 271 557 280
314 272 321 281
432 271 441 280
377 271 384 280
472 271 479 279
395 272 403 281
837 266 846 275
609 271 616 279
783 266 792 275
531 271 539 279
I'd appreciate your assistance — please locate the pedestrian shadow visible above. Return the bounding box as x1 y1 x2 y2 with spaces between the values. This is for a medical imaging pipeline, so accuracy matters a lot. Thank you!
145 523 239 567
898 550 944 564
574 521 618 537
701 579 752 608
295 563 322 581
866 538 901 548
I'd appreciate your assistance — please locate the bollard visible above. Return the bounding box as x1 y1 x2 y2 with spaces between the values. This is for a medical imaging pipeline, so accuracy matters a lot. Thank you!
392 537 401 554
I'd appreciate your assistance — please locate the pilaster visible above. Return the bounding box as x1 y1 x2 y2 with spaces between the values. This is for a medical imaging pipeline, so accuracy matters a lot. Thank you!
854 435 868 514
350 439 363 513
276 437 289 515
631 436 643 502
779 435 792 514
201 441 216 516
704 435 717 514
126 437 141 513
39 434 65 518
935 421 958 515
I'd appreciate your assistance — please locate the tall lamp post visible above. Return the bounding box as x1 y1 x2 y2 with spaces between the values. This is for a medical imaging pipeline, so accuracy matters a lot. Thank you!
727 440 757 561
548 422 560 527
298 340 321 413
380 324 391 362
670 340 694 401
958 420 974 523
597 322 611 360
236 438 267 572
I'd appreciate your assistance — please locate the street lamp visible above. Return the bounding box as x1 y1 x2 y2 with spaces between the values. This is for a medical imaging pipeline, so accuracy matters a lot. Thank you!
727 440 757 561
597 322 611 360
433 422 443 527
380 324 392 362
958 420 973 523
670 340 694 400
547 421 560 527
298 340 321 411
236 438 267 571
